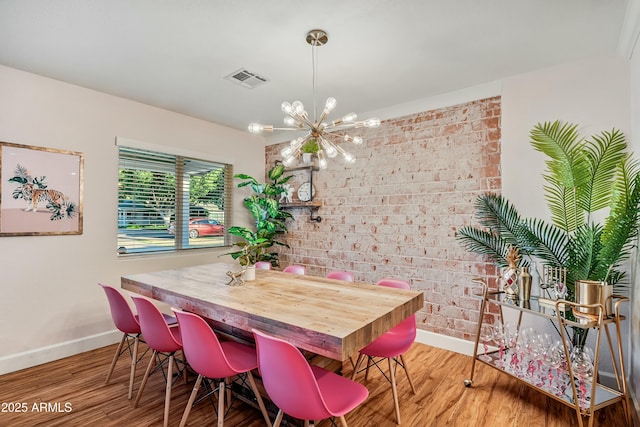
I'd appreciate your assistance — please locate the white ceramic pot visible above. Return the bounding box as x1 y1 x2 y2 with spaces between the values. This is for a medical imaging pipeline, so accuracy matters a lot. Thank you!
302 153 313 164
244 265 256 281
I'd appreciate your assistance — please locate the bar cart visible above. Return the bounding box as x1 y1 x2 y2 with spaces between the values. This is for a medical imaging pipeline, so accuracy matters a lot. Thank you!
464 278 631 427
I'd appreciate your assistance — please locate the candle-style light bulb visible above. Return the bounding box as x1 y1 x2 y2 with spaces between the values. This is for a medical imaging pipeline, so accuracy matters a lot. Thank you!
292 100 305 115
281 146 295 158
342 112 357 123
248 123 266 134
317 150 328 169
281 102 293 115
284 116 297 126
324 97 337 113
364 118 381 128
343 152 356 163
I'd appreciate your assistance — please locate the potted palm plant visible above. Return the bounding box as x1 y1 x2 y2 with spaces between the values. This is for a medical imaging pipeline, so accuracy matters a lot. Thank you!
457 120 640 302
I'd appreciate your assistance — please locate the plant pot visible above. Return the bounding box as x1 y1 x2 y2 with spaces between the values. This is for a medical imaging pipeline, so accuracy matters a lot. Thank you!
575 280 612 315
244 265 256 281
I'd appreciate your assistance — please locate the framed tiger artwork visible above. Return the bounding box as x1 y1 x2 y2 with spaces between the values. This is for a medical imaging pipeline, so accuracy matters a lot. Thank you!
0 142 83 236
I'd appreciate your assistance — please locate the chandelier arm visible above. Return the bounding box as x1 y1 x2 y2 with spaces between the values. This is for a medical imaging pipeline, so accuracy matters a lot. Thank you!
322 123 358 133
293 113 317 130
321 130 359 139
264 127 308 132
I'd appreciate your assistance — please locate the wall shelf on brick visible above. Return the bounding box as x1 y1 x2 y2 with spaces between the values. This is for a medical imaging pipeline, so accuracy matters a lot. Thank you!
280 162 321 222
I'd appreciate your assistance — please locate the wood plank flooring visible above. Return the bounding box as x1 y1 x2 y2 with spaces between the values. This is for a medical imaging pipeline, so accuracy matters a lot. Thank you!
0 342 633 426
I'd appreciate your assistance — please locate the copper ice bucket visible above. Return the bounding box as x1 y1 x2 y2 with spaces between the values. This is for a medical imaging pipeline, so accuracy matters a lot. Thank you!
575 280 612 315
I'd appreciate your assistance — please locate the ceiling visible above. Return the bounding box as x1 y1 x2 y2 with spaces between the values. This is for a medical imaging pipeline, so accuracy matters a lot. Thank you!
0 0 631 139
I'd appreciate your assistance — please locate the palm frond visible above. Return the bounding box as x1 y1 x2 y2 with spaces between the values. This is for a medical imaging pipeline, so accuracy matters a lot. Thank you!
472 193 522 247
567 224 602 284
581 128 627 214
519 218 568 266
456 226 512 268
530 121 581 162
600 164 640 272
542 182 581 233
531 121 591 232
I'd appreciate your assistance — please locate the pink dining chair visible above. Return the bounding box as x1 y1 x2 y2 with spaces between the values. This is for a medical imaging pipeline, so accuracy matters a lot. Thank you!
252 328 368 427
282 265 306 275
98 283 143 400
173 309 272 427
98 284 176 399
131 295 185 427
255 261 272 270
325 270 355 282
350 278 417 424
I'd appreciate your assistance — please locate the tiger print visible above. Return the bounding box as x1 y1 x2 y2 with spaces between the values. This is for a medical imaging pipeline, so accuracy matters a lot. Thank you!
22 183 68 216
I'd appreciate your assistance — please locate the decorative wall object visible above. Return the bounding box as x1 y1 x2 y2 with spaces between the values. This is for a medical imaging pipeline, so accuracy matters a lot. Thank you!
0 142 83 236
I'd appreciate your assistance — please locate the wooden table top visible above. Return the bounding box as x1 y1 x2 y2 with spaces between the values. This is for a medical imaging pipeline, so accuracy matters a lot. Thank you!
121 263 424 361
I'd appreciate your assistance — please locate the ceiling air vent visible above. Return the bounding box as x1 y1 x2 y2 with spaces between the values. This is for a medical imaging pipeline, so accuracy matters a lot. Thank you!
224 68 269 89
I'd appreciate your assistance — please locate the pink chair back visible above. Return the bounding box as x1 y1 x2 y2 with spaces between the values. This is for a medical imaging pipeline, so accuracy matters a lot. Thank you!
131 296 182 353
283 265 306 274
254 261 272 270
376 278 410 290
173 310 239 379
376 278 416 341
98 283 140 334
326 270 355 281
252 329 332 421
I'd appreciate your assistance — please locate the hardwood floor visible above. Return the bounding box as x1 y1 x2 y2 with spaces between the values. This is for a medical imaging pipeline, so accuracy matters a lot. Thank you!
0 341 632 426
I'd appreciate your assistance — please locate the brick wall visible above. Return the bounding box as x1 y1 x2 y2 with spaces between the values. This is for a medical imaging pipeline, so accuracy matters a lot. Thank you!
265 96 501 341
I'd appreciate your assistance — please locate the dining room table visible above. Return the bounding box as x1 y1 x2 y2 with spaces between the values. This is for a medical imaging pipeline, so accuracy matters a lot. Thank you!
121 262 424 361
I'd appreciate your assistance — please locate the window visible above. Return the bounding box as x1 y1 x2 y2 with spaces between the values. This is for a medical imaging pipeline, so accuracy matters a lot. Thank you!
117 146 231 255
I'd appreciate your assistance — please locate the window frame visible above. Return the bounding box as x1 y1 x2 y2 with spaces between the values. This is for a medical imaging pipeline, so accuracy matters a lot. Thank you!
116 141 232 256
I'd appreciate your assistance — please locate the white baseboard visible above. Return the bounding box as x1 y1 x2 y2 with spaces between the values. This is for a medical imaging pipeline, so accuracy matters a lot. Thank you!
416 329 475 356
0 330 121 376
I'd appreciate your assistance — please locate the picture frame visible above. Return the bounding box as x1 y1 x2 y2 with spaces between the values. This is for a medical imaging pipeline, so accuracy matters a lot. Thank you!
0 142 84 236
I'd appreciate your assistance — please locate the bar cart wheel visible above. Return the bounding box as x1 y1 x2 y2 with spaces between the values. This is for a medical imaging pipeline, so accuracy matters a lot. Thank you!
464 379 473 387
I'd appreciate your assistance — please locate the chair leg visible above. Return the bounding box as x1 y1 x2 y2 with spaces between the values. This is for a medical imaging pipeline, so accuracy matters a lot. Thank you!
128 335 140 399
388 357 401 424
105 333 126 384
179 374 203 427
350 354 365 380
246 371 272 427
225 377 232 412
217 381 225 427
338 415 349 427
304 421 310 427
163 355 175 427
365 356 374 381
273 409 284 427
399 355 416 394
134 350 157 408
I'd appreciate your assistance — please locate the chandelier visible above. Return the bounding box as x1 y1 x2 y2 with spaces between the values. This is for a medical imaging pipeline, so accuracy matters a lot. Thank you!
248 29 380 169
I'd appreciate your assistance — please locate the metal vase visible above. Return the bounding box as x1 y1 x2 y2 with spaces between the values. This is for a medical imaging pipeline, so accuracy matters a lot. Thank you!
575 280 612 315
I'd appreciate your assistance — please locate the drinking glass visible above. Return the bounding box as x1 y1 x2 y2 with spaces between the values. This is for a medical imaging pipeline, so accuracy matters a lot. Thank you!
492 323 505 367
554 281 567 300
545 341 565 394
504 324 519 373
571 346 594 408
479 325 494 362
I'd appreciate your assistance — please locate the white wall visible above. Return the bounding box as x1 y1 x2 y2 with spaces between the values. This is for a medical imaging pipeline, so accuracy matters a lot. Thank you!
0 65 265 374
